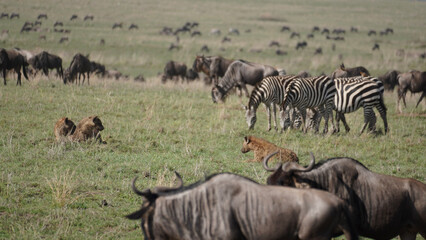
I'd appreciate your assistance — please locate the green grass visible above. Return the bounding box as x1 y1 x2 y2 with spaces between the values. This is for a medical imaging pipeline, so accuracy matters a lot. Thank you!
0 0 425 239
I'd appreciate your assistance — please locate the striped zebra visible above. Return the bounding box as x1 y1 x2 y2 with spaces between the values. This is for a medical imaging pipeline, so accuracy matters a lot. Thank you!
333 76 388 134
244 75 298 131
281 75 336 133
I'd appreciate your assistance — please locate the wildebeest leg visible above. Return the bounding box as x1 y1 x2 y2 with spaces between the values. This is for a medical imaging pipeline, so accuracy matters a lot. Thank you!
15 67 22 86
2 68 6 85
399 232 417 240
415 91 425 108
87 73 90 85
241 84 250 98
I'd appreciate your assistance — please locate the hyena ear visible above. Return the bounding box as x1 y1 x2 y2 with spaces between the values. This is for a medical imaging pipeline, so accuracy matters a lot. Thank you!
244 136 250 143
65 118 71 124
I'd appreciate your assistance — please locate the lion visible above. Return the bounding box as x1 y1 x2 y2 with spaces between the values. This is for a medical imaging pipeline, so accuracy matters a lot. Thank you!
70 115 105 143
241 135 298 163
54 117 76 142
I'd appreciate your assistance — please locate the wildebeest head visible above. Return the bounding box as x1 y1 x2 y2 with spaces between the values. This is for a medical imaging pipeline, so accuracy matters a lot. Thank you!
211 85 226 103
264 151 315 187
126 172 184 237
192 55 210 75
0 48 10 67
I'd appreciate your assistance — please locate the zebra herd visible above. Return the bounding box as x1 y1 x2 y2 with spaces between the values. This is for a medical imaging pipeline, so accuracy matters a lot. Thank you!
244 75 388 134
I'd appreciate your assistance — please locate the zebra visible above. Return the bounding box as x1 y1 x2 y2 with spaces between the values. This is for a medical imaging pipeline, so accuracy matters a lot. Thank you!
281 75 336 133
333 76 388 134
244 75 298 131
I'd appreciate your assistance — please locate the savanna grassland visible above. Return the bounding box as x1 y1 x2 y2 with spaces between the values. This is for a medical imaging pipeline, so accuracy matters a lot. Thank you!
0 0 425 239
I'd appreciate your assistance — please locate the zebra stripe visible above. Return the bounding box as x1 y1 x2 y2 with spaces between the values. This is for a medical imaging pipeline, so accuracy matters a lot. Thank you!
333 76 388 134
245 75 298 131
282 75 336 133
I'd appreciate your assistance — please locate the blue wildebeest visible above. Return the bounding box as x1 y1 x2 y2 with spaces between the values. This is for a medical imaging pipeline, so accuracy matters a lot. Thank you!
211 60 278 103
263 152 426 240
161 60 187 83
0 48 29 86
192 55 234 85
397 70 426 113
64 53 91 85
126 172 358 240
29 51 63 78
379 70 400 91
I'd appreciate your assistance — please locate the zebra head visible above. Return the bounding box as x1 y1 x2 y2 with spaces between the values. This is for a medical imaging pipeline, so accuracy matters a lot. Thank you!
244 105 257 130
211 85 225 103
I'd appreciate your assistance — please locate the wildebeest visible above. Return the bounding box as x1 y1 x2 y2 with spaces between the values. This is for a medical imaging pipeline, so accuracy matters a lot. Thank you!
378 70 400 91
211 60 278 103
29 51 63 78
162 60 187 83
53 21 63 27
331 63 370 79
397 70 426 112
192 55 234 85
295 41 307 50
372 43 380 51
112 22 123 29
37 14 47 20
126 172 358 240
59 37 69 43
185 68 199 81
263 151 426 240
90 61 106 77
0 48 29 85
64 53 91 85
129 23 138 30
10 13 19 19
280 25 291 32
70 14 78 21
84 15 94 21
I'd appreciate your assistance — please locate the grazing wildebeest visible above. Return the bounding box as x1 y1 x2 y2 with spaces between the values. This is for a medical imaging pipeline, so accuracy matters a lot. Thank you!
268 41 280 47
331 63 370 79
185 68 199 81
37 14 47 20
112 22 122 29
64 53 91 85
280 25 291 32
295 41 307 50
397 70 426 112
84 15 94 21
162 60 187 83
53 21 63 27
30 51 63 78
90 61 105 77
264 151 426 240
10 13 19 19
59 37 69 43
70 14 78 21
372 43 380 51
129 23 138 30
192 55 234 85
0 48 29 85
378 70 400 91
368 30 376 36
315 47 323 55
211 60 278 103
0 13 9 19
126 172 358 240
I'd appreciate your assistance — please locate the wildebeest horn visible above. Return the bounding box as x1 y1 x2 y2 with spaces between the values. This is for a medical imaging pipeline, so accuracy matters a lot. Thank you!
131 177 153 198
263 151 282 172
152 171 184 193
287 152 316 173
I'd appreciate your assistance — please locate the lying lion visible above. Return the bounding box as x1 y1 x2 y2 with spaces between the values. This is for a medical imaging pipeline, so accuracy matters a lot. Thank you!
54 117 76 142
241 135 298 163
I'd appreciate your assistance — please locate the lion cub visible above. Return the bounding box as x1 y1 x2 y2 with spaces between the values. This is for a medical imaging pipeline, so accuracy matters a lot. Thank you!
54 117 76 142
70 116 105 143
241 135 298 163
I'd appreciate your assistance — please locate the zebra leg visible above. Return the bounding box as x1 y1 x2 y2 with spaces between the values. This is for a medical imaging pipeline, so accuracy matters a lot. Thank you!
299 108 307 133
272 104 278 131
266 104 272 131
337 112 351 133
360 108 373 134
367 111 377 132
376 100 389 134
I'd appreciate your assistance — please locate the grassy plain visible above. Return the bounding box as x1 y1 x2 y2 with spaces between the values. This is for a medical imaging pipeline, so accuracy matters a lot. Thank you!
0 0 425 239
